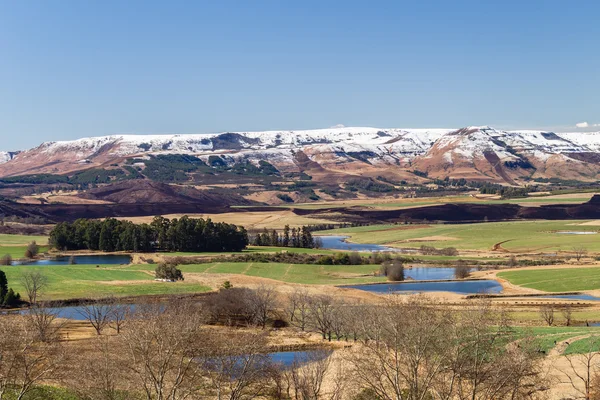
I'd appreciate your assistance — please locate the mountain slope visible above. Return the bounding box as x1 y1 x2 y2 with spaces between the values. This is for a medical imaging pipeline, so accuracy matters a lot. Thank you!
2 126 600 184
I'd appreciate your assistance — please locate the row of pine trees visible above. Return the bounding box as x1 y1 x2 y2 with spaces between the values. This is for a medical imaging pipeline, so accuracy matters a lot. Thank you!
49 216 249 253
252 225 317 248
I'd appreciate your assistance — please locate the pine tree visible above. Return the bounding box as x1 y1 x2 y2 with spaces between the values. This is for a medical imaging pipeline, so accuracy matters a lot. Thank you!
3 288 20 307
0 270 7 300
282 225 290 247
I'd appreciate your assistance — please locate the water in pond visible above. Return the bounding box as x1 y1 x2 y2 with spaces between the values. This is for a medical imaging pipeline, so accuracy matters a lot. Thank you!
13 304 137 320
403 267 473 281
347 280 503 295
269 350 330 367
556 231 597 235
318 235 412 252
14 255 131 266
538 294 600 301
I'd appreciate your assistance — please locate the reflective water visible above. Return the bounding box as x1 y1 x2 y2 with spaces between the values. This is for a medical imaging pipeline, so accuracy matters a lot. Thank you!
538 294 600 301
269 350 330 367
13 304 137 320
15 255 131 266
403 267 472 281
318 235 411 252
346 280 503 295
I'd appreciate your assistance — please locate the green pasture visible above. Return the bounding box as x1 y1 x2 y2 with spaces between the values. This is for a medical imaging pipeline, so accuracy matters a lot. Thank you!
0 264 210 300
0 260 383 301
317 220 600 252
499 267 600 292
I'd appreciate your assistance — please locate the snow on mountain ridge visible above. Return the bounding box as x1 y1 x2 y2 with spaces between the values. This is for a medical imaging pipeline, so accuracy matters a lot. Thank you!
5 126 600 180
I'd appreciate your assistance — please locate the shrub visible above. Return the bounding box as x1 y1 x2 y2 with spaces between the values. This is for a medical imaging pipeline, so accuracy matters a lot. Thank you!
0 255 11 266
317 255 334 265
3 288 20 307
454 260 471 279
27 241 40 257
155 263 184 281
276 193 294 203
381 261 405 281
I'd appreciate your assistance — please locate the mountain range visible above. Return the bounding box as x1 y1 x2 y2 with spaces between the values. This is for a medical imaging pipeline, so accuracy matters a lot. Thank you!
2 126 600 185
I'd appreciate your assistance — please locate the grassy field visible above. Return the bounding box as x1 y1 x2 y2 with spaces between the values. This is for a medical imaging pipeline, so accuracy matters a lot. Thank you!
0 234 49 245
318 220 600 252
0 260 383 300
510 326 600 353
0 264 211 300
499 267 600 292
564 335 600 355
0 233 50 259
129 262 384 285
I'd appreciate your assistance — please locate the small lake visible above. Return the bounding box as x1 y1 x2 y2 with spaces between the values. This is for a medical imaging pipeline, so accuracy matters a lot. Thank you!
318 235 412 253
14 255 131 266
556 231 597 235
346 280 503 295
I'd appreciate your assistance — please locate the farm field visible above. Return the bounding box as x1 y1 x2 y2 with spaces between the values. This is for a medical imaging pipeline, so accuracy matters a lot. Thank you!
499 267 600 292
0 233 49 259
511 326 600 353
129 262 384 285
275 192 597 210
318 220 600 253
0 261 384 300
1 264 211 300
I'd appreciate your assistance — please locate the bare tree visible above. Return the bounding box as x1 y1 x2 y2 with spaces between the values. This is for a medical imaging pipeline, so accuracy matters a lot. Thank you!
308 294 335 341
573 246 588 263
121 301 207 400
346 296 548 400
19 271 48 305
287 350 337 400
77 301 114 335
286 288 312 331
24 303 63 343
454 259 471 279
66 335 125 400
0 314 65 400
109 301 129 334
347 295 453 400
540 305 555 326
200 331 272 400
250 284 278 329
563 336 600 400
562 305 574 327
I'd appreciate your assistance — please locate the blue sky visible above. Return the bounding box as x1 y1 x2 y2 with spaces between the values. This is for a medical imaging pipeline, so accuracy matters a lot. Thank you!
1 0 599 150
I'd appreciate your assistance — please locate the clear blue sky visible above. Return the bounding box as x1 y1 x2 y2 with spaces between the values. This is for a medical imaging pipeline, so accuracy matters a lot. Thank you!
1 0 599 150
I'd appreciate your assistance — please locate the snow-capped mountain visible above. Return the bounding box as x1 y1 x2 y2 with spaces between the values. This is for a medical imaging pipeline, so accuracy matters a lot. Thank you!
0 151 19 165
2 126 600 184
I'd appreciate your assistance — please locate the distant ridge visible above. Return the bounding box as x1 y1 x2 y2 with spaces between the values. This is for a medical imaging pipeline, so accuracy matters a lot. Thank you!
2 126 600 184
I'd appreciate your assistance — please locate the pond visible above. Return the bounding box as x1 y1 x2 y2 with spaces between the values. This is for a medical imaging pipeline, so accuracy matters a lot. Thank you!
403 267 473 281
269 350 330 367
12 304 137 321
346 280 503 295
318 235 412 253
14 255 132 266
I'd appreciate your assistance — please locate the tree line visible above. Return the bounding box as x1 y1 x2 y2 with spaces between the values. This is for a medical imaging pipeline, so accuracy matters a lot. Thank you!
252 225 320 249
49 216 248 252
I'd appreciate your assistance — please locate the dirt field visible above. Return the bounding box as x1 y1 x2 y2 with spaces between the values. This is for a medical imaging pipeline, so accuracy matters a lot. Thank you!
117 209 341 229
